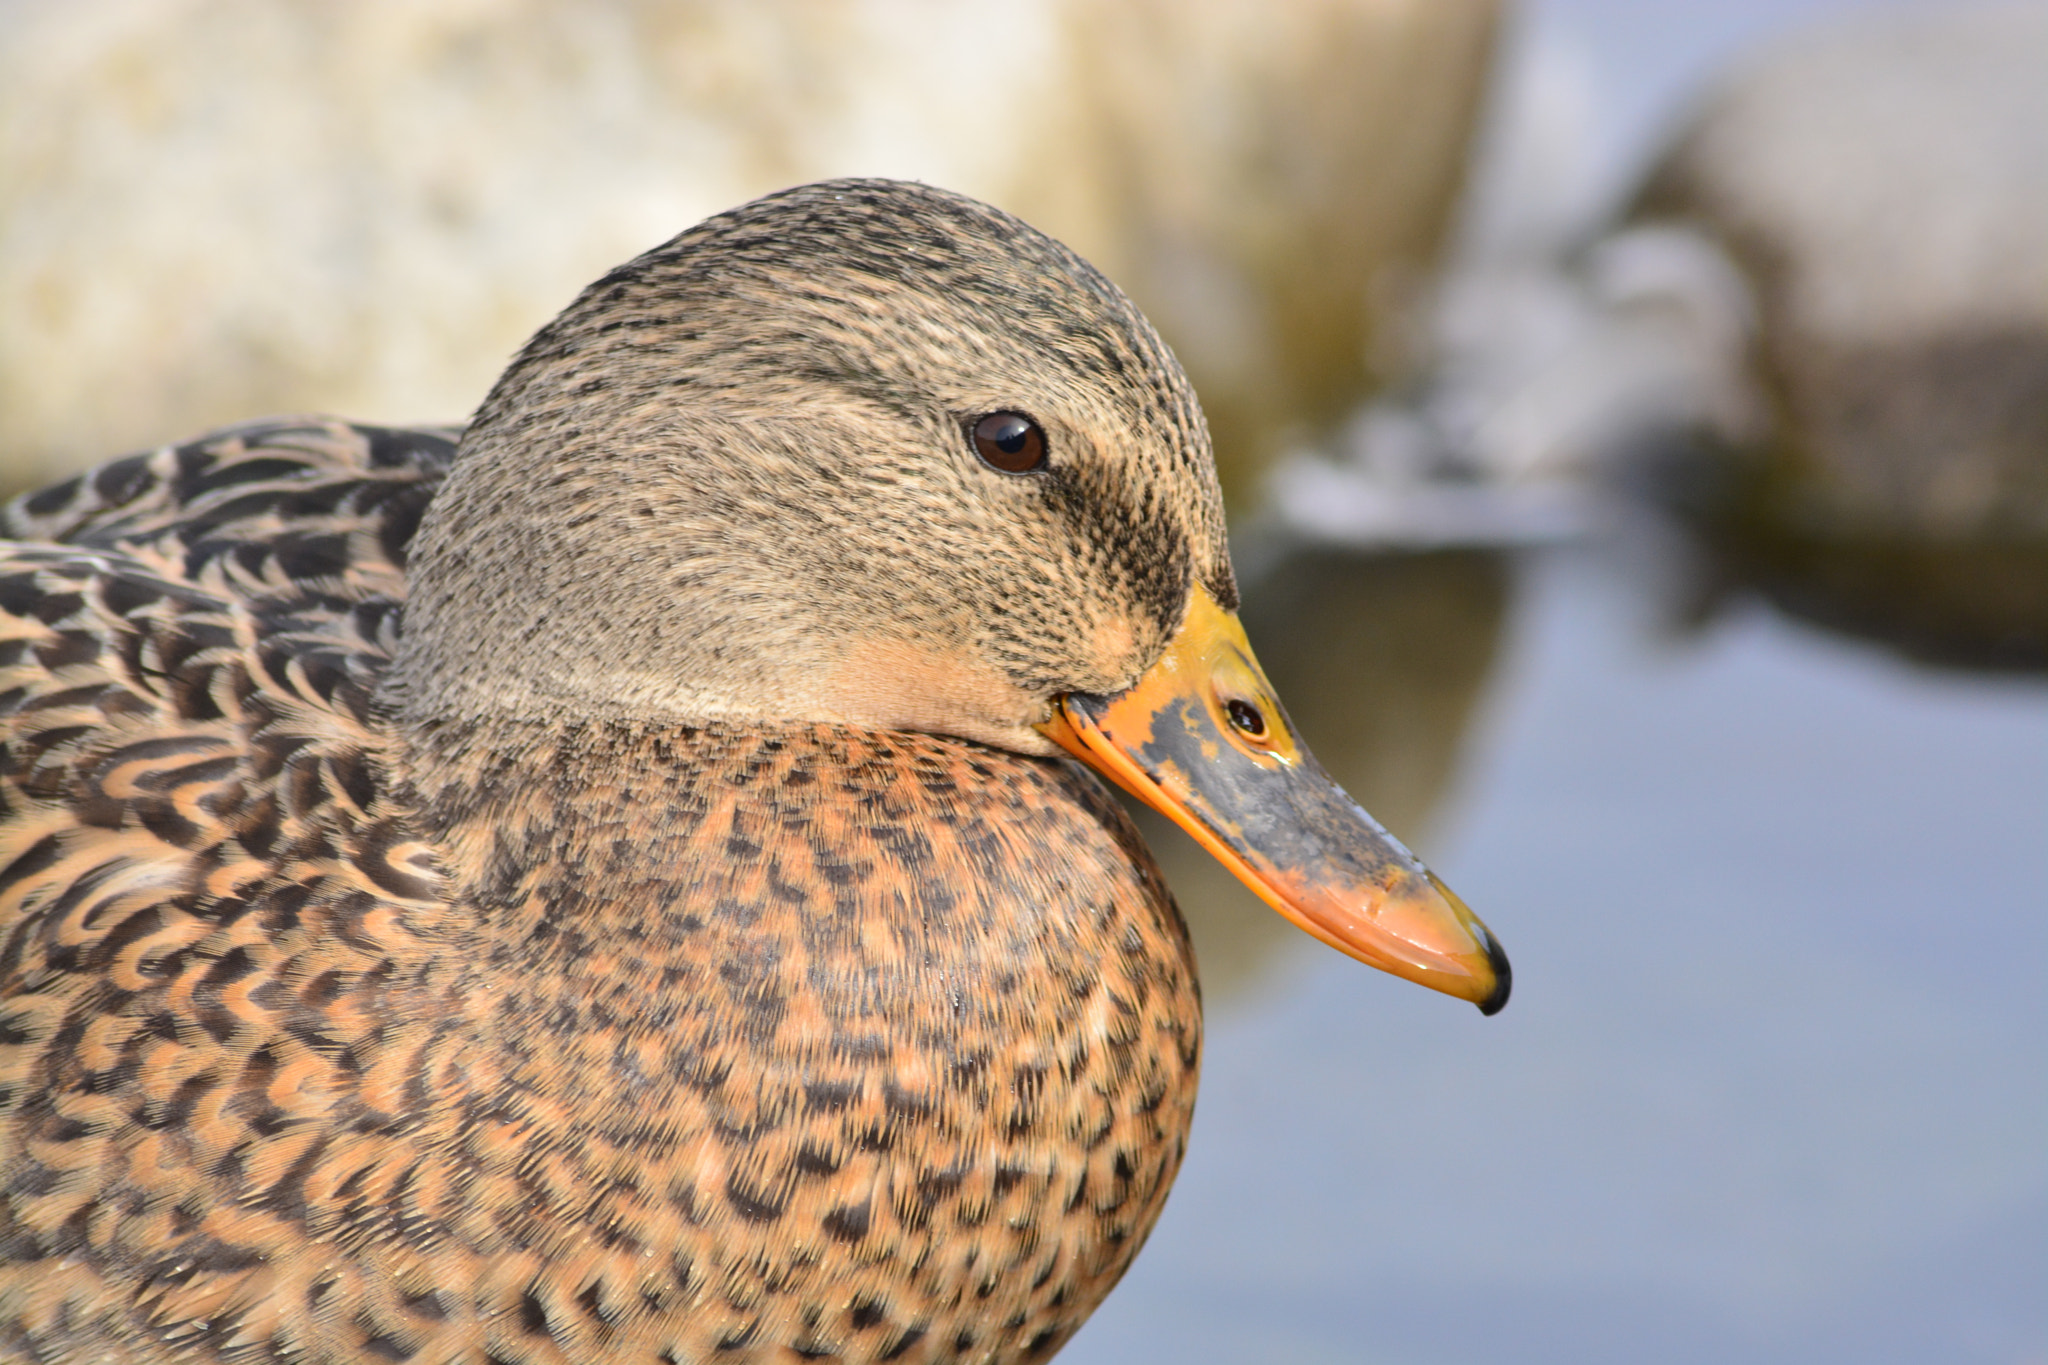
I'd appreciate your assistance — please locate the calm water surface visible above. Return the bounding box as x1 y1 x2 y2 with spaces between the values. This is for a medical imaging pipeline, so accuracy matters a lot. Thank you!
1061 538 2046 1365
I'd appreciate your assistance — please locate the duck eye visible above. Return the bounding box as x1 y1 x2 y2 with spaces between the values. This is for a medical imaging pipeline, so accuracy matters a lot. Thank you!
1226 698 1268 739
971 412 1047 473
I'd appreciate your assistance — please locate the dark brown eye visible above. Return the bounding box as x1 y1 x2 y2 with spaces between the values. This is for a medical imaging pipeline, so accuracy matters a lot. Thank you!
971 412 1046 473
1226 698 1267 739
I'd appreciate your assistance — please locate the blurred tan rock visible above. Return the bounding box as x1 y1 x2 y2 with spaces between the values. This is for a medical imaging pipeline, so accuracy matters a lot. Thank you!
0 0 1497 499
1635 3 2048 542
1025 0 1499 499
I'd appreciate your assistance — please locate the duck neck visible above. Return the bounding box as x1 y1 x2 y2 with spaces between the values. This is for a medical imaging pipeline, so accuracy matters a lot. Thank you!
387 712 1191 1058
374 713 1202 1359
393 714 732 947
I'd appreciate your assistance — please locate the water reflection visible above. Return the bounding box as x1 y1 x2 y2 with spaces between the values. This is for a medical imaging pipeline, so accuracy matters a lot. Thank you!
1065 538 2048 1365
1644 439 2048 675
1136 547 1511 1005
1685 499 2048 677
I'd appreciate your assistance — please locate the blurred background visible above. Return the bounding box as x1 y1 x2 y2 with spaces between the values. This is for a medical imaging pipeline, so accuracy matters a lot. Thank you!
1 0 2041 1361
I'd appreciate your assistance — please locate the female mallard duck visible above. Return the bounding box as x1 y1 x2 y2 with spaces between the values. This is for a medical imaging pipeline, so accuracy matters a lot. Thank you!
0 180 1506 1364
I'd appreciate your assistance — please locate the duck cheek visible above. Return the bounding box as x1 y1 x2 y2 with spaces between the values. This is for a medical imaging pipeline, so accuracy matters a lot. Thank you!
811 637 1044 748
1037 586 1510 1015
1086 614 1139 675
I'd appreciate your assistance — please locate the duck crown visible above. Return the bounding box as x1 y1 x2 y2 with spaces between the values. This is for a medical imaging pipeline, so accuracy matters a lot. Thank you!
385 179 1236 757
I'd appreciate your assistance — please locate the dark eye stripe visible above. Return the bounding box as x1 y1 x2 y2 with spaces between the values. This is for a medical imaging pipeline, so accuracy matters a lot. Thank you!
971 412 1046 473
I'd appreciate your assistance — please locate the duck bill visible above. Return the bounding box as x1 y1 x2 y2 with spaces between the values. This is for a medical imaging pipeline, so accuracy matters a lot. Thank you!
1039 586 1509 1014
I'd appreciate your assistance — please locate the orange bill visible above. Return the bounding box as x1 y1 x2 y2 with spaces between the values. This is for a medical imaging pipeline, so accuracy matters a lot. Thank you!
1038 585 1510 1014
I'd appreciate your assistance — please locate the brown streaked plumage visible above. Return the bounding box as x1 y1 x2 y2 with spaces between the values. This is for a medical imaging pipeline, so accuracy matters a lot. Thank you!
0 179 1503 1364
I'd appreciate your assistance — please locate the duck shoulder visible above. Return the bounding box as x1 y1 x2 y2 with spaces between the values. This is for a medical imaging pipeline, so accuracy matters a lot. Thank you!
0 422 1201 1363
2 417 457 573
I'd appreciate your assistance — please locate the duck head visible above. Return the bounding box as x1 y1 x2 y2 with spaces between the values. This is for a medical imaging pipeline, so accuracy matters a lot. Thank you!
392 178 1508 1014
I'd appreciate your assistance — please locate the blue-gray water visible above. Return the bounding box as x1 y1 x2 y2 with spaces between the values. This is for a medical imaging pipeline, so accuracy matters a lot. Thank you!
1061 542 2046 1365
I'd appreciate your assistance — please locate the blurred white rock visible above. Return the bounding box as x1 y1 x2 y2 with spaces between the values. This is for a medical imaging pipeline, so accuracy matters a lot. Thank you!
1278 1 2048 550
0 0 1499 499
1636 1 2048 541
1267 25 1693 548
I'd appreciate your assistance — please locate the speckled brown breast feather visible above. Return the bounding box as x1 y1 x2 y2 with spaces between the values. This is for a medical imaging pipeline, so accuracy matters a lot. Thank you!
0 420 1200 1364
